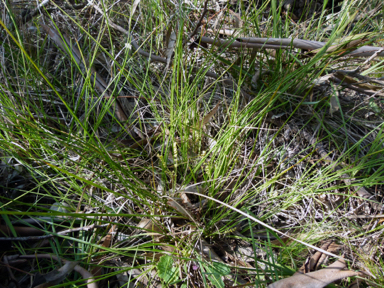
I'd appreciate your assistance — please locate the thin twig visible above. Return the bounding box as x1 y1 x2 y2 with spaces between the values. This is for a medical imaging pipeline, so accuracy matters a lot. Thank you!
3 256 21 288
200 36 384 58
329 75 384 97
0 224 109 241
345 214 384 219
182 0 210 47
200 36 292 50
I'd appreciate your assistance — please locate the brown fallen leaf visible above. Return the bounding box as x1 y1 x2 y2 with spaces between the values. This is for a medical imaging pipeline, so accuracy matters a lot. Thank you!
296 241 341 275
267 258 362 288
137 218 164 234
167 198 198 225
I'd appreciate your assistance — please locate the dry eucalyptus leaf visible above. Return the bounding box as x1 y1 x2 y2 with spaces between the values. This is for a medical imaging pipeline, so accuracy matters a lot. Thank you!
137 218 163 234
296 241 341 274
228 9 243 28
197 101 222 130
267 258 361 288
167 198 198 224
